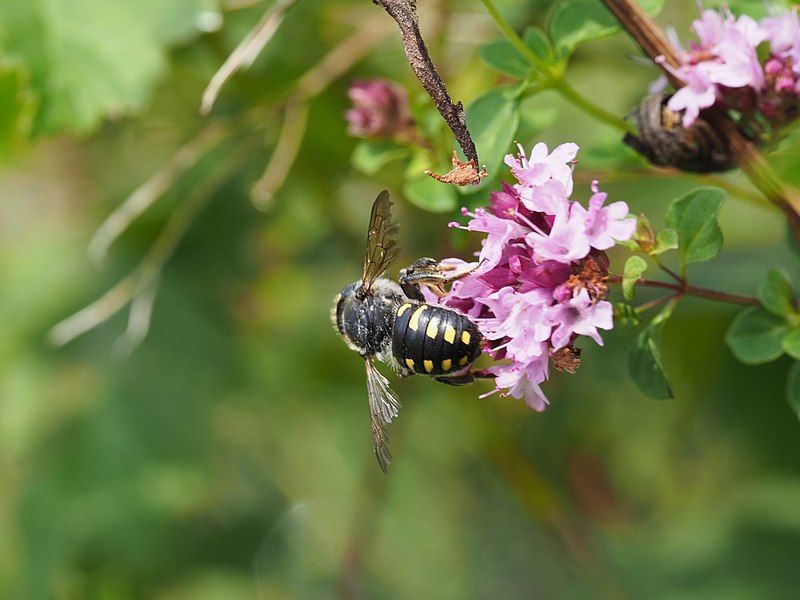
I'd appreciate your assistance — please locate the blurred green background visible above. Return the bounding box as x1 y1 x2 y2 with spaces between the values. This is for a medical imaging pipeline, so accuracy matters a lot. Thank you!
2 0 800 598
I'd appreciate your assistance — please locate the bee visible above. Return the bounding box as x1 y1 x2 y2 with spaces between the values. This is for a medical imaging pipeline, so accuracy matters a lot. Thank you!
332 191 487 472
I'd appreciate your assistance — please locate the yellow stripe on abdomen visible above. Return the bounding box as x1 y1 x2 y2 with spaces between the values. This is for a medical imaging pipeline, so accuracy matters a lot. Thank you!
444 325 456 344
409 305 427 331
426 317 439 339
397 303 412 317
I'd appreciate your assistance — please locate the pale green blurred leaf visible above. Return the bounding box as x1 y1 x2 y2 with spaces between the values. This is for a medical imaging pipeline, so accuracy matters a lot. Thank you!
0 0 214 135
628 300 675 399
758 268 796 318
725 307 789 365
351 140 408 176
403 175 457 213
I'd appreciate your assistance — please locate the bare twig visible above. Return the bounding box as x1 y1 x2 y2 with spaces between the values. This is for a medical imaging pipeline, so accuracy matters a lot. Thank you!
608 275 759 306
49 155 237 348
88 124 227 264
601 0 800 241
373 0 485 185
251 102 308 210
200 0 300 115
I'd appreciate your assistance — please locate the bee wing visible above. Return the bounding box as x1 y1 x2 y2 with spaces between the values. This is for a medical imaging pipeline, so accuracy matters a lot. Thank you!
361 190 400 293
365 357 401 473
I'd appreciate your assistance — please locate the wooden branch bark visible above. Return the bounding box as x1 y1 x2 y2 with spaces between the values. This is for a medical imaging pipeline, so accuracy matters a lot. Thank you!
373 0 485 185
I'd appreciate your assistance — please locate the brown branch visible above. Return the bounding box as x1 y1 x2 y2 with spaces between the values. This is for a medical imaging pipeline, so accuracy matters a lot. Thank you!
608 275 759 307
373 0 485 185
602 0 800 241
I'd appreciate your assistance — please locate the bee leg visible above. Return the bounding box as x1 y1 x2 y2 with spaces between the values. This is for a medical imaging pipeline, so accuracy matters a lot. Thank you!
434 369 495 386
399 258 479 299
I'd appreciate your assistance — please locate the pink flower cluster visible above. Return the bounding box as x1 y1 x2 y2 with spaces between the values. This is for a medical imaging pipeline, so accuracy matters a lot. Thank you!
437 143 636 410
662 7 800 127
345 78 415 139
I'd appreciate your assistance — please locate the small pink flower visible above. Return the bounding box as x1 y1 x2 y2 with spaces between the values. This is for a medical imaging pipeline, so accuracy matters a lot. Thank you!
573 182 636 251
504 142 578 197
546 290 614 350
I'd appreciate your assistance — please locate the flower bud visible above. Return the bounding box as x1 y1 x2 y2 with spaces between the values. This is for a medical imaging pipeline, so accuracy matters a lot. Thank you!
345 78 415 140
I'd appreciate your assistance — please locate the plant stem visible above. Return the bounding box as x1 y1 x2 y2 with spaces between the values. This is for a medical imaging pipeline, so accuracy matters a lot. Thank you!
550 78 635 134
477 0 542 70
609 275 759 306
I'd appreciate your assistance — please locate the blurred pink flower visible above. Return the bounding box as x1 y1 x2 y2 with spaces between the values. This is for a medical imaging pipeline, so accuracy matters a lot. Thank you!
440 143 635 410
345 78 415 139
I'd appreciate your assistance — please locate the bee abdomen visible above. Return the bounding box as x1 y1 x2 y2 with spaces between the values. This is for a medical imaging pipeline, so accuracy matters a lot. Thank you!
391 302 482 376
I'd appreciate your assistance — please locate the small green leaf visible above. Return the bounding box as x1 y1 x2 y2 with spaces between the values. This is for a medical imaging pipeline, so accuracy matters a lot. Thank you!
522 27 554 64
666 187 726 266
478 27 554 79
351 140 408 176
403 175 457 213
465 86 520 188
628 301 675 399
782 329 800 360
725 306 789 365
622 256 647 301
652 229 679 256
787 362 800 421
478 39 531 78
548 0 618 58
758 268 796 317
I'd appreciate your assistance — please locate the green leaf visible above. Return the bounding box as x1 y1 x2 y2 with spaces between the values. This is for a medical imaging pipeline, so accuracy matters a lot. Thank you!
782 329 800 360
0 0 215 136
758 268 796 318
786 362 800 420
725 306 789 365
403 175 457 213
548 0 664 59
548 0 618 58
478 39 531 78
652 229 679 256
0 60 35 157
351 140 408 176
478 27 554 79
622 256 647 302
465 86 520 189
522 27 554 64
666 187 726 266
628 301 675 399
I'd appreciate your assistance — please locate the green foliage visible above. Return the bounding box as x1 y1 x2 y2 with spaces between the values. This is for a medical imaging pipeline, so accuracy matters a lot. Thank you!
725 307 789 364
351 140 408 176
628 301 675 399
465 86 520 188
758 269 796 318
547 0 618 59
622 255 647 301
478 27 554 78
782 329 800 360
666 187 726 266
653 228 679 255
403 174 457 213
0 60 35 156
0 0 213 136
479 39 531 79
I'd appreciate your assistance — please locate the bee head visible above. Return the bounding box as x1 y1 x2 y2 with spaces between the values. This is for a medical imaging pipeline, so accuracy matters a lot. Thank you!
331 281 359 339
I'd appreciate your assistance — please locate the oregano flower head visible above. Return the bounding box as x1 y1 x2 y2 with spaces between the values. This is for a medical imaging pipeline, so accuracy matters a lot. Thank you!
435 143 636 410
659 6 800 128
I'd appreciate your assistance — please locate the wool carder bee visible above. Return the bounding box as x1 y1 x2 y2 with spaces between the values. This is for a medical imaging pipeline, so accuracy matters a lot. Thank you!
332 191 488 472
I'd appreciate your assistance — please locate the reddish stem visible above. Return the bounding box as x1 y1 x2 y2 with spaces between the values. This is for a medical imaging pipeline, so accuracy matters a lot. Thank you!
608 275 759 306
